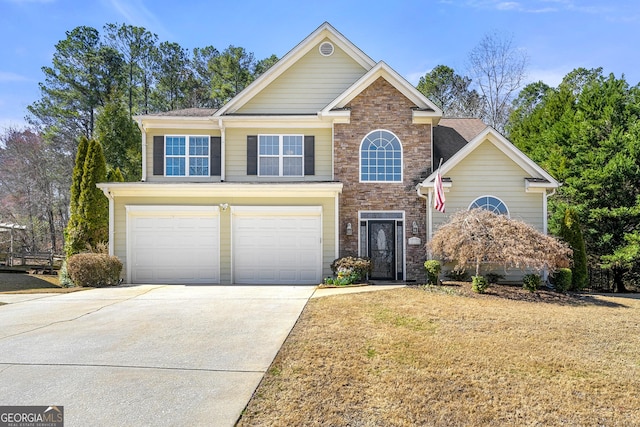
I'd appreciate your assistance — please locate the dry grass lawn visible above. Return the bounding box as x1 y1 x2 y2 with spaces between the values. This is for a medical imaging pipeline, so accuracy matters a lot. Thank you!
237 284 640 426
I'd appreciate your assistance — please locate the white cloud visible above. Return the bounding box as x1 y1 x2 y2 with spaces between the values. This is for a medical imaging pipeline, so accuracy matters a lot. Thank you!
105 0 171 38
0 72 29 83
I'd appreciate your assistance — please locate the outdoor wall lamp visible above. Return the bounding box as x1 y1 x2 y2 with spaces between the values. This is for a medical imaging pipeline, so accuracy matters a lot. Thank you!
412 221 419 235
346 222 353 235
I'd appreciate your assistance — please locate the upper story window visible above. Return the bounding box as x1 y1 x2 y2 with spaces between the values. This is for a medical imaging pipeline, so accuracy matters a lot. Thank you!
165 135 210 177
469 195 509 216
259 134 303 177
360 130 402 182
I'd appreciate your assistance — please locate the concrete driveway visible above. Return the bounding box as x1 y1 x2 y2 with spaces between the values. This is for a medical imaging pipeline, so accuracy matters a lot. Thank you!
0 284 316 426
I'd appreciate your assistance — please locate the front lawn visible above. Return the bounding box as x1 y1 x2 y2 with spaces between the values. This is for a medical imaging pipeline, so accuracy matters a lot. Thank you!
237 284 640 426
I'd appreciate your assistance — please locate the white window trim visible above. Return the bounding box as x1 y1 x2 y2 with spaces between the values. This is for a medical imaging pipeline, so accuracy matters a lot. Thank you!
468 195 510 217
165 135 211 177
359 129 404 183
258 134 304 177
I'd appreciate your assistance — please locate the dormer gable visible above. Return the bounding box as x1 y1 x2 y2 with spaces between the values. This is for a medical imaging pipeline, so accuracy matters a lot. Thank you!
322 61 443 124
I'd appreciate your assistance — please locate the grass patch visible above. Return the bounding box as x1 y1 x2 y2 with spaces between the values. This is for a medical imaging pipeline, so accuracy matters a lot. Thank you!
237 284 640 426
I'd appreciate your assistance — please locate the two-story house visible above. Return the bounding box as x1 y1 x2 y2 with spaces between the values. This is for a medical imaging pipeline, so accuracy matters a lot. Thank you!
98 22 559 285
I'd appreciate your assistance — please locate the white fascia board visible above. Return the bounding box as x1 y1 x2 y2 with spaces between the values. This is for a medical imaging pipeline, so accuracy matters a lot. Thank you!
322 61 443 117
219 114 333 129
420 127 560 188
215 22 376 116
97 182 344 199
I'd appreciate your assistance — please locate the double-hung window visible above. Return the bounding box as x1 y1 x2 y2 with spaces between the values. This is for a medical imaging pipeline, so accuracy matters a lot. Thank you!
165 135 210 177
258 134 303 176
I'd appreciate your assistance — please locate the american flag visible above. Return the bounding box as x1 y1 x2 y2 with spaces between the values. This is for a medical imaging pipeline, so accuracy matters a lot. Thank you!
434 170 445 213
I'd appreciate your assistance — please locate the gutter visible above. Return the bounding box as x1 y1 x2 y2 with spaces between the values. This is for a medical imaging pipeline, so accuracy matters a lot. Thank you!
99 186 115 256
138 118 147 182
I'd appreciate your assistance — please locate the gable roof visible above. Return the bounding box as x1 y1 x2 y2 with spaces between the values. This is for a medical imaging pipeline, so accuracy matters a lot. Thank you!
422 125 560 189
215 22 376 117
321 61 442 119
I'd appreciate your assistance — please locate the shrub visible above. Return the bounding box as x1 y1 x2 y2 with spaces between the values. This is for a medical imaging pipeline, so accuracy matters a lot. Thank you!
471 275 489 293
424 260 441 285
552 268 573 293
58 260 75 287
486 272 505 284
330 257 371 280
66 253 122 287
445 269 470 282
522 273 541 292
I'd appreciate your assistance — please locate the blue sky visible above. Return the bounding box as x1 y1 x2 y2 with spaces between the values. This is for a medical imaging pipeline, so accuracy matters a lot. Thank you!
1 0 639 130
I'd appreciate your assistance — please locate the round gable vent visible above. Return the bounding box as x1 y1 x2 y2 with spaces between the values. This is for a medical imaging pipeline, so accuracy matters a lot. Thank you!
319 41 334 57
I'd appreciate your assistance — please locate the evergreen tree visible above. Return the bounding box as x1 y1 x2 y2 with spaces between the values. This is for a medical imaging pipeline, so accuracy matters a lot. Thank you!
69 135 89 220
95 98 141 181
64 138 108 256
106 167 125 182
558 207 588 290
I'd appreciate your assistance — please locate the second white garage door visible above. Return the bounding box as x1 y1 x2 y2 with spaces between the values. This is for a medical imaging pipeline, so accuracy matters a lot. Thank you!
232 206 322 284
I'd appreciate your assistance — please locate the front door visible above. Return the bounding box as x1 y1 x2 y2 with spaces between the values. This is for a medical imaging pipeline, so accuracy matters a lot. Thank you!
368 220 396 280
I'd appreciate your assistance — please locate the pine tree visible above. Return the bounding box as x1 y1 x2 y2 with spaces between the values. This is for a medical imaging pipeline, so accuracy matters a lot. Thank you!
559 207 588 290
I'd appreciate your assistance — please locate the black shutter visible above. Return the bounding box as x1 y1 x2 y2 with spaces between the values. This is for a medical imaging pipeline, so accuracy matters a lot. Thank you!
210 136 221 176
247 135 258 175
304 135 315 176
153 136 164 176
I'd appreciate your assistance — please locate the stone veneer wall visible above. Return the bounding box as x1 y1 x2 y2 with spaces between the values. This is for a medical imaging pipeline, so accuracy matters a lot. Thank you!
334 77 432 281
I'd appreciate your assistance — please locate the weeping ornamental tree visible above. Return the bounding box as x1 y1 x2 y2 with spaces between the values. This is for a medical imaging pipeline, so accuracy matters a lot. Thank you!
429 209 571 277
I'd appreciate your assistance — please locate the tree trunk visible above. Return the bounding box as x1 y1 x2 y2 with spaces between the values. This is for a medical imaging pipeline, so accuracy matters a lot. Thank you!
612 267 627 293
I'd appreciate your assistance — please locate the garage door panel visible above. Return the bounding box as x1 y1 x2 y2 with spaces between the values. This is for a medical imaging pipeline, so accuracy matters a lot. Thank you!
128 208 219 284
233 208 321 285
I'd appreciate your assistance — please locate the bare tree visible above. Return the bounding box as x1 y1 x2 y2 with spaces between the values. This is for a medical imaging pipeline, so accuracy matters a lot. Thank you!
428 209 571 277
0 128 71 252
468 30 528 132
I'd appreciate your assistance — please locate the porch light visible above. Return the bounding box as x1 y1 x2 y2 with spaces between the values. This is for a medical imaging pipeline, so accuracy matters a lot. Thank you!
346 222 353 235
412 221 419 235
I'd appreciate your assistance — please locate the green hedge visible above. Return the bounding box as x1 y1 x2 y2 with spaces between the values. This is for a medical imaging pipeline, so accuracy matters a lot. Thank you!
424 260 441 285
552 268 573 293
522 274 541 292
67 253 122 287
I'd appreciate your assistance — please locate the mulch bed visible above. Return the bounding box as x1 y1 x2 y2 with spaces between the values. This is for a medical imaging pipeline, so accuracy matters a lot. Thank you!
416 281 629 306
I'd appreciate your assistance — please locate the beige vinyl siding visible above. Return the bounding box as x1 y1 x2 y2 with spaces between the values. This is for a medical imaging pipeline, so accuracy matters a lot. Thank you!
433 140 545 233
144 129 222 183
237 39 368 114
225 127 333 181
111 195 337 284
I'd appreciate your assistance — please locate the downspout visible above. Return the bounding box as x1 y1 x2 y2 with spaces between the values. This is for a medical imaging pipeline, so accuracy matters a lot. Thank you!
417 184 431 260
219 118 226 181
138 119 147 182
100 187 115 256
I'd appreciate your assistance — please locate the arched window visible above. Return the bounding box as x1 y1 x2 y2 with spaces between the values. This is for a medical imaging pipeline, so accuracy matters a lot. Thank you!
469 196 509 216
360 130 402 182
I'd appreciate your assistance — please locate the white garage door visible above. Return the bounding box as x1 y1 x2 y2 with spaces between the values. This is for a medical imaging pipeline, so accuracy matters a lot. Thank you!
127 206 220 284
232 206 322 285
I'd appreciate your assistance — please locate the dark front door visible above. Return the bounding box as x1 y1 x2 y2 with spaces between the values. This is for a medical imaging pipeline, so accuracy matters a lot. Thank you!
368 220 396 280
